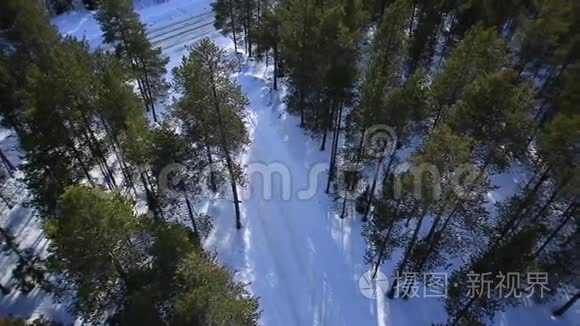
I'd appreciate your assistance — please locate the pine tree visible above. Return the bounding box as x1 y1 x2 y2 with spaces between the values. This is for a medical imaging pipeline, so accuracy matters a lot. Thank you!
46 186 147 322
47 186 259 324
430 25 509 128
254 0 281 89
359 69 430 222
387 124 475 298
363 171 415 278
278 0 323 127
173 38 250 229
446 227 541 325
171 251 260 325
406 0 449 74
96 0 169 122
148 122 211 240
213 0 244 53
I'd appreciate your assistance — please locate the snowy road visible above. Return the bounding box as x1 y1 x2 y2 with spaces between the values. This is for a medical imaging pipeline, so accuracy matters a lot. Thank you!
204 62 391 326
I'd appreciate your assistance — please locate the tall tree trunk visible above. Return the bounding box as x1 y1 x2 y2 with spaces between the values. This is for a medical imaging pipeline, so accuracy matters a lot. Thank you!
205 139 218 192
137 57 158 123
451 297 477 326
494 167 550 244
372 197 401 278
387 208 427 299
64 129 95 187
208 65 242 229
83 117 118 189
326 103 342 193
141 172 164 221
409 0 417 35
228 0 238 53
533 203 575 257
363 148 396 222
273 42 278 90
0 282 10 295
99 115 137 197
245 0 252 56
0 148 14 177
0 191 12 209
117 22 151 114
181 182 199 241
552 292 580 317
320 102 334 151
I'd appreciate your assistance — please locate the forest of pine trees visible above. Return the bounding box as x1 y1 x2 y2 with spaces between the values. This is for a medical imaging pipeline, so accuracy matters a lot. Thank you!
212 0 578 324
0 0 578 324
0 0 257 324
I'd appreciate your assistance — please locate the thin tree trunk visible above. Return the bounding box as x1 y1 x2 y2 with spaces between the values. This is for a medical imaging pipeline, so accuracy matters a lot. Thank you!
326 103 342 193
363 149 396 222
409 0 417 35
387 208 428 299
273 42 278 90
494 167 551 244
533 203 575 257
372 197 402 277
245 0 252 56
0 282 10 295
320 102 334 151
64 130 95 187
99 115 137 197
552 292 580 317
228 0 238 53
0 148 14 177
117 23 151 114
205 139 218 192
181 182 199 240
137 57 158 123
83 118 118 189
0 191 11 209
451 297 477 326
208 64 242 229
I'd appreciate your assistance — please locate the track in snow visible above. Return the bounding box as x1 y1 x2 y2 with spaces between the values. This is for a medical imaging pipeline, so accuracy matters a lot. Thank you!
148 11 214 45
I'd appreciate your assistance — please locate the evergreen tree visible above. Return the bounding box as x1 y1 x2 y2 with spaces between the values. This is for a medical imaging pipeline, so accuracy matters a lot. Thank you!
47 186 147 322
406 0 450 74
254 0 281 89
213 0 244 53
96 0 169 122
387 124 475 298
171 251 260 325
47 185 260 324
148 122 212 240
173 38 250 229
430 25 509 128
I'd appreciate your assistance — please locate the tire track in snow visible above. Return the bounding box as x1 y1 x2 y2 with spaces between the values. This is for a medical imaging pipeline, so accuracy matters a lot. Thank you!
239 72 331 326
149 16 214 46
146 11 213 39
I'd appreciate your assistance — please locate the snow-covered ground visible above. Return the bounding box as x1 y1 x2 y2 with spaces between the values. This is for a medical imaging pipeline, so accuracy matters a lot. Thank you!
0 0 578 324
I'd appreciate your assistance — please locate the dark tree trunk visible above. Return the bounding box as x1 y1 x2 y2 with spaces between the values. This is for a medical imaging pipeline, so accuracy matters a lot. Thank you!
273 42 278 90
205 139 218 192
409 0 417 35
228 0 238 53
0 148 14 177
0 191 12 209
326 103 342 193
209 64 242 229
552 292 580 317
181 182 199 241
387 208 427 299
363 149 396 222
451 297 477 326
